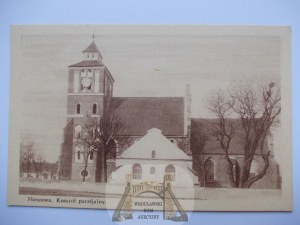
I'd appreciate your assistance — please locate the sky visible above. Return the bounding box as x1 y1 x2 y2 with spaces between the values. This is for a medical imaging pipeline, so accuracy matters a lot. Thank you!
12 26 281 162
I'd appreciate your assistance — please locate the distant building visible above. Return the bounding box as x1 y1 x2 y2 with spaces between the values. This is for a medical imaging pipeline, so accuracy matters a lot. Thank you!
20 161 58 180
110 127 196 186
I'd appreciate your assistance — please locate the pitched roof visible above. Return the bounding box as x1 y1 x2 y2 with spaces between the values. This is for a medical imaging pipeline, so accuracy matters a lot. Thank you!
191 118 271 155
69 60 104 67
120 128 190 160
112 97 185 136
83 41 100 53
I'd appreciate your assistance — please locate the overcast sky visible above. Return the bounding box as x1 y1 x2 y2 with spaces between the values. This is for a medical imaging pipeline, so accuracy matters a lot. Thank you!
13 27 281 162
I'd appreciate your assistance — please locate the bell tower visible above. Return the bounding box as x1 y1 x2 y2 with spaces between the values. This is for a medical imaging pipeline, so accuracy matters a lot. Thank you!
67 38 114 125
61 37 114 181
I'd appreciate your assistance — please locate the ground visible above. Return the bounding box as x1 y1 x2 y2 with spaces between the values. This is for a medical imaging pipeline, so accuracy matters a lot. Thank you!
19 178 281 200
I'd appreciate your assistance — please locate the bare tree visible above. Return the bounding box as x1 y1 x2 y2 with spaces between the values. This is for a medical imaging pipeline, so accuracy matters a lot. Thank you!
35 154 44 178
20 139 35 177
207 89 238 187
75 99 128 183
207 83 281 188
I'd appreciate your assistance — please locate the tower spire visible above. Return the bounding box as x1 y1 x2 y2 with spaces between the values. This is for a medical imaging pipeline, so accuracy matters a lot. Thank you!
82 35 103 61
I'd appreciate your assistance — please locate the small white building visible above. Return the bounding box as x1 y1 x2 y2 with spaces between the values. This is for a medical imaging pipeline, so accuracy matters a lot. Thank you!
110 128 196 187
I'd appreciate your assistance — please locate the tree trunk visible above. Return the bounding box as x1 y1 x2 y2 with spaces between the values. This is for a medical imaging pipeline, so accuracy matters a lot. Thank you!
95 151 102 182
99 151 106 183
244 152 270 188
82 157 89 182
198 166 205 187
104 156 108 183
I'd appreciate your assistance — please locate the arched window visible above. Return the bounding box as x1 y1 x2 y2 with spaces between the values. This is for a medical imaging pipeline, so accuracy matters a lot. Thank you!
90 151 93 160
92 103 97 114
77 151 81 160
151 150 156 159
249 160 258 179
132 164 142 179
76 103 81 114
88 69 92 77
80 69 85 77
166 164 175 181
74 125 82 138
205 159 215 182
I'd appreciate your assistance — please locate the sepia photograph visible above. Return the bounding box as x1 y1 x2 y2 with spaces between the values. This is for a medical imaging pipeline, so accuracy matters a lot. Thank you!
7 25 292 215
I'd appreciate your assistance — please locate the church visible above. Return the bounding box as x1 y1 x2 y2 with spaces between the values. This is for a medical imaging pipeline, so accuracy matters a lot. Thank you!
58 39 281 189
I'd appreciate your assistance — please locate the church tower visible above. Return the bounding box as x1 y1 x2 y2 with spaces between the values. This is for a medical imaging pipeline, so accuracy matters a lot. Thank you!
60 38 114 181
67 38 114 125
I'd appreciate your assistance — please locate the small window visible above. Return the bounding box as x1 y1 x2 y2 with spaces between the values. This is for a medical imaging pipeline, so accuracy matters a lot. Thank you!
92 103 97 114
76 103 81 114
88 69 92 77
166 164 175 181
133 164 142 179
151 150 156 159
74 125 82 138
90 151 93 160
249 160 258 179
80 69 85 77
77 151 81 160
87 54 89 58
150 167 155 174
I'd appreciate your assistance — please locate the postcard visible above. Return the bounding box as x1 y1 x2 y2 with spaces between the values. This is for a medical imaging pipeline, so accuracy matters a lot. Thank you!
7 25 292 218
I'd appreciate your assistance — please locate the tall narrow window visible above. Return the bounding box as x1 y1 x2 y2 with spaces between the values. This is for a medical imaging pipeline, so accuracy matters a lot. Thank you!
80 69 85 76
205 159 215 182
76 103 81 114
77 151 81 160
151 150 156 159
92 128 95 138
249 160 258 179
133 164 142 179
88 69 92 77
92 103 97 114
90 151 93 160
74 125 82 138
166 165 175 181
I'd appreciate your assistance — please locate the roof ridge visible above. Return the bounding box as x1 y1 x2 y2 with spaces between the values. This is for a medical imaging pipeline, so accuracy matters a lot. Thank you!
68 60 104 68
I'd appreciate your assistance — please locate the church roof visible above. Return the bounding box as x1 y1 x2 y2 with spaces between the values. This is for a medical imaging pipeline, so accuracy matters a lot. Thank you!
82 40 100 53
69 60 104 67
112 97 185 136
